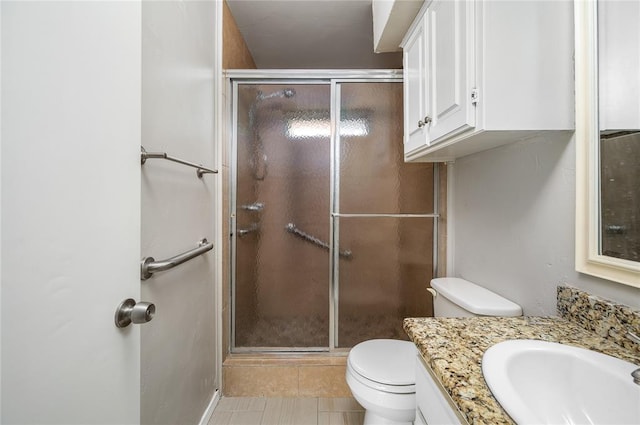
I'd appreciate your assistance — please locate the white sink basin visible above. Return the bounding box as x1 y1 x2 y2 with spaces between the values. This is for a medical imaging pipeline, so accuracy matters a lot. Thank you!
482 339 640 424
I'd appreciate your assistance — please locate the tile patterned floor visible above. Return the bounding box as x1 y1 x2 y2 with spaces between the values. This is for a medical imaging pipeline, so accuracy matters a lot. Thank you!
209 397 364 425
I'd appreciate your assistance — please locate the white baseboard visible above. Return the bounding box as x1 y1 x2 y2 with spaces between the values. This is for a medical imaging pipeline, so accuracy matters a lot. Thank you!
198 389 221 425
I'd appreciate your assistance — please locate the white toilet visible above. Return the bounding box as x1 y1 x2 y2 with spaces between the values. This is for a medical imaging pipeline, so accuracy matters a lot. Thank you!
346 277 522 425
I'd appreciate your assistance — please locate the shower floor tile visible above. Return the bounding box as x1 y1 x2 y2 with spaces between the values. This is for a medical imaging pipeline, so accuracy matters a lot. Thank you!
209 397 364 425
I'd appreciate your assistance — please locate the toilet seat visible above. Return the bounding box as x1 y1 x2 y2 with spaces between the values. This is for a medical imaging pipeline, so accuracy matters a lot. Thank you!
347 339 416 394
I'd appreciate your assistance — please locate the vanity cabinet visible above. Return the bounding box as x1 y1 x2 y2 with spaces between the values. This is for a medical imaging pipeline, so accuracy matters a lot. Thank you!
415 355 463 424
401 0 574 162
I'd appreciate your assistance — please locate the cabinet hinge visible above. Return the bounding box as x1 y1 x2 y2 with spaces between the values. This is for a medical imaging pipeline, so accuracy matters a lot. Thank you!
471 88 479 105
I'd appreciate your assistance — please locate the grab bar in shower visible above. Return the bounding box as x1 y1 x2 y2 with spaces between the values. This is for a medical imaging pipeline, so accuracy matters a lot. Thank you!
285 223 352 259
141 238 213 280
141 146 218 178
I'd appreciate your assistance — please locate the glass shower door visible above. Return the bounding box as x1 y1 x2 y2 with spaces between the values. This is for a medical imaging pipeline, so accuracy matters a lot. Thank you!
334 82 436 348
233 83 331 350
231 77 437 352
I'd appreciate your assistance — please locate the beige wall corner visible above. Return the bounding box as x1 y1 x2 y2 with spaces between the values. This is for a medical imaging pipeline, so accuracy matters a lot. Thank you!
223 0 256 69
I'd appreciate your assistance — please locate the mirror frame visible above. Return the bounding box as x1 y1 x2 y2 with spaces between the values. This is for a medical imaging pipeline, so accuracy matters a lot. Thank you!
575 0 640 288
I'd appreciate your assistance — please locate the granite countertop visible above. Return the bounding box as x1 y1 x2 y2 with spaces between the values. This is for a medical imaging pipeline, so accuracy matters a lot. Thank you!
403 316 640 425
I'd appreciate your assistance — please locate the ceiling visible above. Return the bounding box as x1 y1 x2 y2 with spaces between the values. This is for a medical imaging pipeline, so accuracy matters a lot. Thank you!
226 0 403 69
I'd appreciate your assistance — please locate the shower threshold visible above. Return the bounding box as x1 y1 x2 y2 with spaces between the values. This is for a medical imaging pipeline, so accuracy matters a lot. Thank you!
222 353 352 398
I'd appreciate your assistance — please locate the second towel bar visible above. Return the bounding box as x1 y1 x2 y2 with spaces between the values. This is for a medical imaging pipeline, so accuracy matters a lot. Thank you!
141 238 213 280
141 146 218 178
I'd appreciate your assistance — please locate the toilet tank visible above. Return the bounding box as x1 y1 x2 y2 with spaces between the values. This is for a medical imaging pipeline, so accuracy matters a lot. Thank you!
430 277 522 317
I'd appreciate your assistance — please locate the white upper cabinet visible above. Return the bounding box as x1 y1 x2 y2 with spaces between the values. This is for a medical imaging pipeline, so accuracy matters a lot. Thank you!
425 0 475 142
403 14 428 152
401 0 574 162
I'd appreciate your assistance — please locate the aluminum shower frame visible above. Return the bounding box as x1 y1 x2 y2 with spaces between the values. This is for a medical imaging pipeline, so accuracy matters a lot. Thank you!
227 69 439 353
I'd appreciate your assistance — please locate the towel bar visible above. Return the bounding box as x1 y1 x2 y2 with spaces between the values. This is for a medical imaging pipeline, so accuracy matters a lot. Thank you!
141 146 218 178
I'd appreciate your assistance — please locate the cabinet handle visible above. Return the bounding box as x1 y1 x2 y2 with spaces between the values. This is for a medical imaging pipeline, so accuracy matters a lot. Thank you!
417 116 432 129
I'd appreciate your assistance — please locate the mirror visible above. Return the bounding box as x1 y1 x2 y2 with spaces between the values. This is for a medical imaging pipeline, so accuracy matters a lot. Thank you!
575 0 640 287
597 1 640 263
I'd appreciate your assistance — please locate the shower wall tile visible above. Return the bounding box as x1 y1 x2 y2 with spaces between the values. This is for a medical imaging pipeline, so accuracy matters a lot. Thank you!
222 1 256 69
222 0 255 171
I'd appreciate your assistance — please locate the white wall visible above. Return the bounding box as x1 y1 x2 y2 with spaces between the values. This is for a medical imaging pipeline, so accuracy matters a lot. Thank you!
1 4 3 418
2 2 141 423
451 134 640 315
140 2 218 424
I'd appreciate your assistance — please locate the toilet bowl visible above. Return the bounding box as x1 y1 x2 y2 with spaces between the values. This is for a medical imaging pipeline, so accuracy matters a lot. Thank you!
346 278 522 424
345 339 417 425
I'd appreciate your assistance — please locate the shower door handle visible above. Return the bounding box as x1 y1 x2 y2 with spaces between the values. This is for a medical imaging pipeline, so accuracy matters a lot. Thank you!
285 223 352 259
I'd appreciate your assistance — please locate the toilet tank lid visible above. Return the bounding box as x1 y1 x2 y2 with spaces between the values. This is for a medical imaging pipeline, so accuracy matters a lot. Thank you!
431 277 522 316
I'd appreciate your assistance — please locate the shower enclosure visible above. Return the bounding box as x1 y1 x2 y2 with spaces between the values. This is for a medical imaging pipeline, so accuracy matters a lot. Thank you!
230 71 438 352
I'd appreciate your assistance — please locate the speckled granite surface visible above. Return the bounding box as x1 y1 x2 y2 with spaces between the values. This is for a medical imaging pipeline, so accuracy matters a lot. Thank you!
557 286 640 353
403 316 640 425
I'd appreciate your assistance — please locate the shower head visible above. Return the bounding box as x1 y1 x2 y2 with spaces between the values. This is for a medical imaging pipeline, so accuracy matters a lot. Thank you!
257 88 296 101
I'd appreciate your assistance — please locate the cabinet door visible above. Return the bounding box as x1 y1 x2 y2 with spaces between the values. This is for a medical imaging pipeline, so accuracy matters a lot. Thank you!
403 14 428 154
416 356 463 424
426 0 475 143
415 408 428 425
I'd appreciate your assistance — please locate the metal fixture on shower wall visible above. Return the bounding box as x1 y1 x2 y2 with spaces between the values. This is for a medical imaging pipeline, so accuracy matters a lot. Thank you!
237 223 259 237
257 88 296 101
240 202 265 212
286 222 352 259
238 202 263 237
248 87 297 180
606 225 627 235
